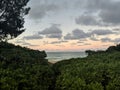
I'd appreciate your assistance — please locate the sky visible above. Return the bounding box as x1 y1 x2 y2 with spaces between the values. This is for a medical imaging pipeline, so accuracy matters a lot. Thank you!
10 0 120 52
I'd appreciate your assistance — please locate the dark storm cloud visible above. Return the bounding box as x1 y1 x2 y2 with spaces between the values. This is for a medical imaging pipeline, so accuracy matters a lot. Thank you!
39 25 62 39
23 34 43 40
64 29 90 40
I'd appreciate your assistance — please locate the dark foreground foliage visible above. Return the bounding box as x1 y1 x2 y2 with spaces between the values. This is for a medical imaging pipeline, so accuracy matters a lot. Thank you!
53 44 120 90
0 0 30 41
0 42 55 90
0 42 120 90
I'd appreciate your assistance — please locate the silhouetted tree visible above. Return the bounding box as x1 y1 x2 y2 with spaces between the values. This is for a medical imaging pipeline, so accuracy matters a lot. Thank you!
85 50 95 55
0 0 30 41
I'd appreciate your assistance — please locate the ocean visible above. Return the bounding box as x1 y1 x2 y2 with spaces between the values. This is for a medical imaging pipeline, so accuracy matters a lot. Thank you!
46 52 87 62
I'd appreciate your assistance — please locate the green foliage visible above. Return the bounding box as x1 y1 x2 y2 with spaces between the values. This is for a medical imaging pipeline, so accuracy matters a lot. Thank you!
0 42 55 90
0 42 120 90
107 44 120 52
53 45 120 90
0 0 30 41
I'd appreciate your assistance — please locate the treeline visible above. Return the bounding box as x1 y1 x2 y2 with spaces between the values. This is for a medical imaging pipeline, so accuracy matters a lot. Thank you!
53 44 120 90
0 42 120 90
86 44 120 55
0 42 47 65
0 42 55 90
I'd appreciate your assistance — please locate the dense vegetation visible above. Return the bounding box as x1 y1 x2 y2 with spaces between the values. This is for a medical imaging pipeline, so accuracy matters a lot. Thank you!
0 42 55 90
53 44 120 90
0 0 30 41
0 42 120 90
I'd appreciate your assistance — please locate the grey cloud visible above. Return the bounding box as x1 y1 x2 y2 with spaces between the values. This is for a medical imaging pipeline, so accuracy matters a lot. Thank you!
101 37 112 42
85 0 107 11
64 33 74 40
75 0 120 26
113 28 120 31
50 41 61 44
101 37 120 44
29 0 120 26
99 1 120 25
78 43 91 46
39 25 62 39
39 25 62 34
72 29 90 38
64 29 116 40
23 34 43 40
113 38 120 44
75 15 100 26
86 0 120 25
77 41 84 43
64 29 90 40
84 43 91 45
50 40 68 44
90 30 115 35
90 37 99 41
46 33 62 39
22 42 38 47
29 3 59 19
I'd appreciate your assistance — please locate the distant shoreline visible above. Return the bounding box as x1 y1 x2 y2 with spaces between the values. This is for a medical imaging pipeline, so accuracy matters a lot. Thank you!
46 51 87 64
48 59 62 64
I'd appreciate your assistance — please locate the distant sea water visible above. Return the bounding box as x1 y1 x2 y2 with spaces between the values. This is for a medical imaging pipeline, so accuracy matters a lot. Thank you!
46 52 87 63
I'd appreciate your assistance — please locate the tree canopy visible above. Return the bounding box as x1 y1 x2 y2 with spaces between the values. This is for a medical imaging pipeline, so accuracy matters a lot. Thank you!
0 0 30 41
0 42 120 89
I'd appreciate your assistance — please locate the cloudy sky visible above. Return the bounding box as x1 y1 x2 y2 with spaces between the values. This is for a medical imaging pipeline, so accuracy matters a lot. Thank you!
10 0 120 51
